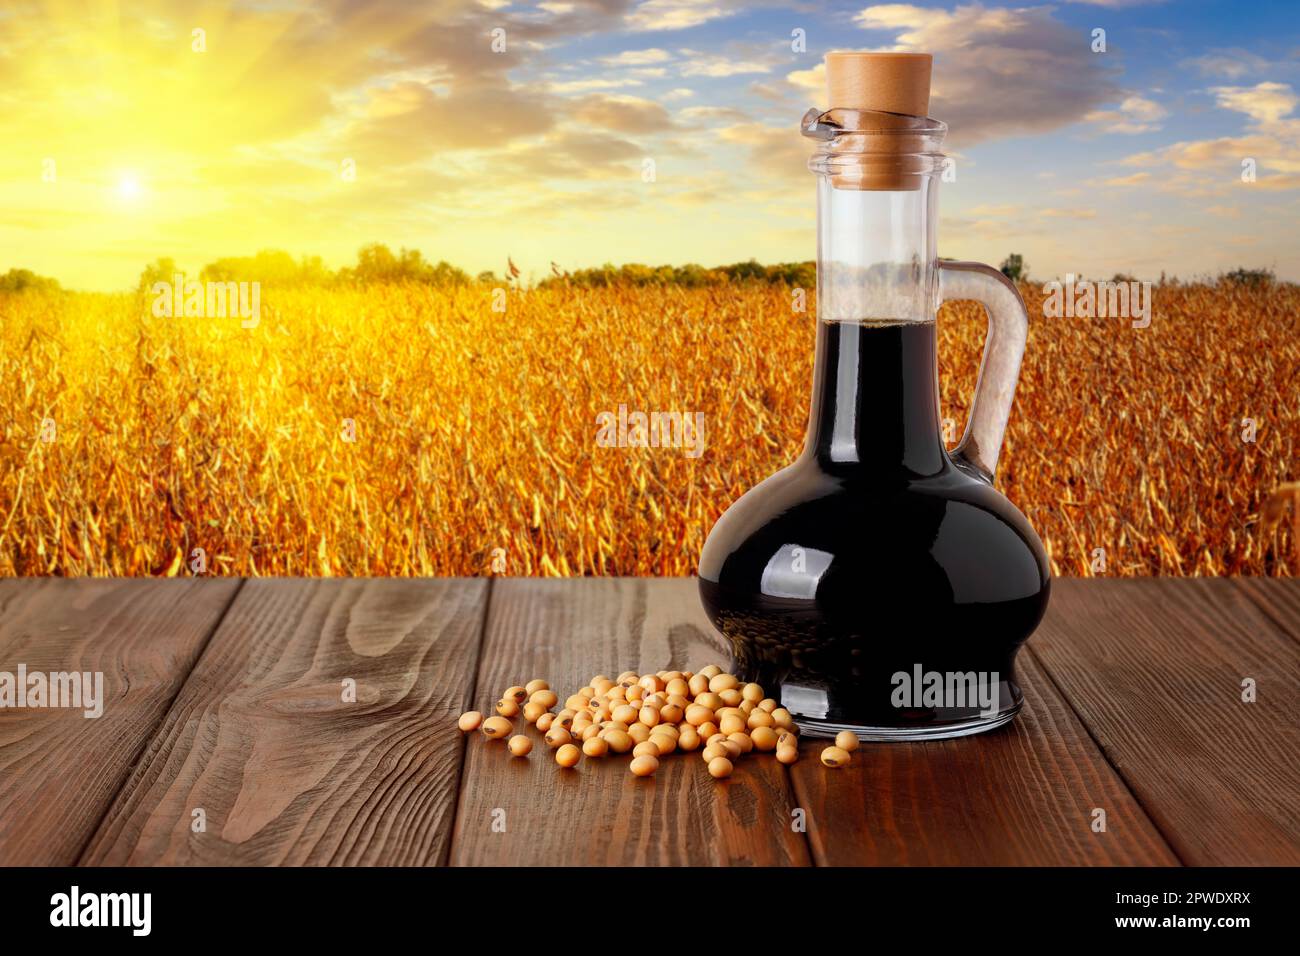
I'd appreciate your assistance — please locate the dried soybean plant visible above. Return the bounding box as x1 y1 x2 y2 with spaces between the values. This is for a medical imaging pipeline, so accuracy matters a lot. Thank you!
0 278 1294 576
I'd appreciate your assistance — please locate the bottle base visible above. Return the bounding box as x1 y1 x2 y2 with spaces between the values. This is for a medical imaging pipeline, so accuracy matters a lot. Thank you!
793 701 1023 742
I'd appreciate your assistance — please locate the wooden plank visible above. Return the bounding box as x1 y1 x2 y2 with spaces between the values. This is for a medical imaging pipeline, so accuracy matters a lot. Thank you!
1032 578 1300 866
786 646 1179 865
448 578 811 866
0 579 240 865
1233 578 1300 644
80 578 489 866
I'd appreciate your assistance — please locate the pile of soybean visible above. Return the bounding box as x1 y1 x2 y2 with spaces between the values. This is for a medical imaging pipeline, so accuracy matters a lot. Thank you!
457 665 858 778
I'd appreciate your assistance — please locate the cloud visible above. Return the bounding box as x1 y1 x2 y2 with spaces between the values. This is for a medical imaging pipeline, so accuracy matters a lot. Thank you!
340 80 557 160
571 93 677 132
627 0 732 31
497 130 645 181
1039 208 1098 220
967 203 1022 217
678 105 751 123
843 3 1122 146
679 49 774 77
1102 171 1151 186
1211 82 1298 123
1182 49 1272 79
600 48 673 66
1113 79 1300 197
785 65 823 95
549 76 646 93
1065 0 1173 6
1086 95 1169 134
1121 135 1280 170
719 122 809 186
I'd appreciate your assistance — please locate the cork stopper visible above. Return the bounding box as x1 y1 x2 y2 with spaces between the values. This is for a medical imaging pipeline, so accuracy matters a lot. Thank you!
825 52 931 115
821 52 935 191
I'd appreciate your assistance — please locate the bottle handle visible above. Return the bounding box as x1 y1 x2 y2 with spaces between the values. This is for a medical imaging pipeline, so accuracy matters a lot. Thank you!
937 260 1029 484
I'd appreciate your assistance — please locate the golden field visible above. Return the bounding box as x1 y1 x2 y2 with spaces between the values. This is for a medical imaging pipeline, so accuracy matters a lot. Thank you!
0 279 1295 577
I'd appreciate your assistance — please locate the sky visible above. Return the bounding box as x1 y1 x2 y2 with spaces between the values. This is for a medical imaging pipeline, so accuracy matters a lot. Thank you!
2 0 1298 290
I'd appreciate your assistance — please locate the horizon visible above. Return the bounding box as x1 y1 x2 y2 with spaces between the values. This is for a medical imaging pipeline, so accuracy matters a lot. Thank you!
3 246 1290 294
3 1 1298 290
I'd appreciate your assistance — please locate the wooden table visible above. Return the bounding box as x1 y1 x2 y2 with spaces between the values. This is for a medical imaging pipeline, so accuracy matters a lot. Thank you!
0 578 1296 867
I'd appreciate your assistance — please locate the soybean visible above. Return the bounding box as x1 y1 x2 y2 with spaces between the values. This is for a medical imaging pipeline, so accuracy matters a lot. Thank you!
530 689 559 709
821 746 851 768
835 730 860 753
481 716 512 739
685 704 713 726
508 735 532 757
630 754 659 777
458 711 483 732
708 673 739 693
555 743 581 768
694 692 724 711
718 714 746 736
603 729 634 754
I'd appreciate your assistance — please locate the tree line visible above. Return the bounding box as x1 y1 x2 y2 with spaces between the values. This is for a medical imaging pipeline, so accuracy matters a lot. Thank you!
0 249 1281 294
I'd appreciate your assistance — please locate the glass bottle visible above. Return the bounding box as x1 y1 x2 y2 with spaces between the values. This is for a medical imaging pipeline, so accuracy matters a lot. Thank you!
698 53 1050 740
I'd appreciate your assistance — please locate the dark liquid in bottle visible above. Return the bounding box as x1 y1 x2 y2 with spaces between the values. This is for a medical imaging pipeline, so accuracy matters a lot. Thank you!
698 319 1050 739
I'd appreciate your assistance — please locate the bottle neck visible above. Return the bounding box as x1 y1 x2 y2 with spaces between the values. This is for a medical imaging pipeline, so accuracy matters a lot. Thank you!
806 170 945 474
804 319 947 475
816 177 939 323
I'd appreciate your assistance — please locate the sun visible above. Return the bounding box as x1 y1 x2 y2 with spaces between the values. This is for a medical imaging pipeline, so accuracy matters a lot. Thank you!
116 174 142 200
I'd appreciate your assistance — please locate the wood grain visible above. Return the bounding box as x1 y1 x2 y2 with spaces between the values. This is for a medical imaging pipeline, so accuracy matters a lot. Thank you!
6 577 1296 868
1233 578 1300 644
1032 578 1300 865
448 578 811 866
80 578 489 866
0 579 239 865
787 647 1179 865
